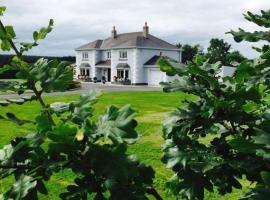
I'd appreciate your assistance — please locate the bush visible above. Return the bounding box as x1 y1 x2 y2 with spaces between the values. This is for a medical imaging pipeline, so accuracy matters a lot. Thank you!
0 6 162 200
159 9 270 200
67 80 81 90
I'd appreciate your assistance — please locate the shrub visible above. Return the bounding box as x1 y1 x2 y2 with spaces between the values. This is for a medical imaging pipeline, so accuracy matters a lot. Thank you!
159 9 270 200
0 6 162 200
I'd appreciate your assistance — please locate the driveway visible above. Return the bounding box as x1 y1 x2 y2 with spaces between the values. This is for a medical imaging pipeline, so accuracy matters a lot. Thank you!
0 82 162 99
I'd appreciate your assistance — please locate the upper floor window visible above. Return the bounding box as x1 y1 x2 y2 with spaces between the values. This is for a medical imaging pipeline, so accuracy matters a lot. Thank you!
82 52 88 60
107 51 111 59
119 51 127 59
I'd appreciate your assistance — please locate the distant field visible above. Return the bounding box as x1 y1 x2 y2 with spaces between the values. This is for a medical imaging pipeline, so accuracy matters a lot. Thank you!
0 91 249 199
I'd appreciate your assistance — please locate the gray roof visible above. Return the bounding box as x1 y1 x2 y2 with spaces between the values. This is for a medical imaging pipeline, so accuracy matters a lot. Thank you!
116 63 130 69
79 63 91 68
76 40 103 51
76 32 179 50
144 55 161 65
96 60 111 66
144 55 179 65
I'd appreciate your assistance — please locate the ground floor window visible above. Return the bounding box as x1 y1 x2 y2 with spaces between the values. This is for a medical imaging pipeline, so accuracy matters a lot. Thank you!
117 69 129 79
80 68 90 76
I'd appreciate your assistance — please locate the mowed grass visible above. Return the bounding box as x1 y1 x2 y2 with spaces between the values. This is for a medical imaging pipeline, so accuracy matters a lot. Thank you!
0 91 249 199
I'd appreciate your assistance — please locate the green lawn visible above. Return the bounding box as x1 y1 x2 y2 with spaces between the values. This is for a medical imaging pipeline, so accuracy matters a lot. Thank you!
0 91 249 199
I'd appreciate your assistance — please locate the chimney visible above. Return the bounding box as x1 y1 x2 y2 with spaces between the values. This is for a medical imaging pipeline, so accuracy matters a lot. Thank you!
111 26 117 39
143 22 149 38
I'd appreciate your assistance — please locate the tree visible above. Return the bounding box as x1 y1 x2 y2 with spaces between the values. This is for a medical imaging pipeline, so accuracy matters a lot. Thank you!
176 43 204 63
227 50 246 65
206 38 231 65
0 6 162 200
159 9 270 200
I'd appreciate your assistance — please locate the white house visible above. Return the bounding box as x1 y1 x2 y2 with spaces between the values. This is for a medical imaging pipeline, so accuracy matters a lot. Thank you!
75 23 182 85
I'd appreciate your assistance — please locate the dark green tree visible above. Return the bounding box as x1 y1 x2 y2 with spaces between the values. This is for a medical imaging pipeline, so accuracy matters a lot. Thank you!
206 38 231 65
159 9 270 200
176 43 204 63
227 50 246 65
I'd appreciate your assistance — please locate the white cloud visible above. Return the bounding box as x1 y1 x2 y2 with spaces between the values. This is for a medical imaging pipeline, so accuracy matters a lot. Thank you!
1 0 270 57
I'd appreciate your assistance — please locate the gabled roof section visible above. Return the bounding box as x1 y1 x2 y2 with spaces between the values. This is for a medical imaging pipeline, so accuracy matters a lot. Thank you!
144 55 161 65
75 32 179 51
75 40 103 51
144 55 179 65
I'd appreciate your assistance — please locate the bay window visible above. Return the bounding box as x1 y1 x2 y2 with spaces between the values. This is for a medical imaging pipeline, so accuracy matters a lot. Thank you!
117 69 129 79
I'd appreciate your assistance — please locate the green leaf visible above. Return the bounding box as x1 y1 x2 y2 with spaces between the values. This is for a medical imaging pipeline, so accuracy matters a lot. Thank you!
190 161 220 173
71 90 101 124
261 171 270 185
228 137 263 154
0 144 14 164
48 124 77 144
96 105 139 144
4 175 37 200
5 26 16 39
0 6 6 16
50 102 70 113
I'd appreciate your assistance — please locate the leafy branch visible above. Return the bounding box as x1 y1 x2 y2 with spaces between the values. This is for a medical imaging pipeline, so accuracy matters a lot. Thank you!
159 9 270 200
0 5 163 200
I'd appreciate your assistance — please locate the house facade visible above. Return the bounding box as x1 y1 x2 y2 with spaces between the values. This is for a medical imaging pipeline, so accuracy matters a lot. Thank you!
75 23 182 85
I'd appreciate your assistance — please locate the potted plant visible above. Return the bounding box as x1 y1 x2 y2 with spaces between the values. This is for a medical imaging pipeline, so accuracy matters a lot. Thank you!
101 76 106 84
93 77 97 83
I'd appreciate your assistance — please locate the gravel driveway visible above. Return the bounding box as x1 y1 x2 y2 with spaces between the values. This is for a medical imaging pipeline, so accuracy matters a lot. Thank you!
0 82 162 99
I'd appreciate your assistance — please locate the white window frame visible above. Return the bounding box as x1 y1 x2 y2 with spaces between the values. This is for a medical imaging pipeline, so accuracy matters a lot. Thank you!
119 51 127 59
82 52 89 60
117 69 129 79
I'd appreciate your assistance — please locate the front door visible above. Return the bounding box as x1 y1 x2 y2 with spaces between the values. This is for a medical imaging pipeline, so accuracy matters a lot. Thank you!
107 68 111 82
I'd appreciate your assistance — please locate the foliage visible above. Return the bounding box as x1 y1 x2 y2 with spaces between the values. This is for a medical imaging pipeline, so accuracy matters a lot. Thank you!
0 55 75 79
205 38 232 65
227 50 246 66
176 44 204 64
0 6 160 200
159 9 270 200
228 10 270 43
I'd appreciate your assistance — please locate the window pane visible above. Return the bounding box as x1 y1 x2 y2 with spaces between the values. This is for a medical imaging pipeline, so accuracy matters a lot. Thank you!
125 70 129 79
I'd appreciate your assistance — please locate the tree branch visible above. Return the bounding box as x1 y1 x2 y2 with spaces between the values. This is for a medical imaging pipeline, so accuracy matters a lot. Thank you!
31 84 55 125
0 19 55 126
146 187 163 200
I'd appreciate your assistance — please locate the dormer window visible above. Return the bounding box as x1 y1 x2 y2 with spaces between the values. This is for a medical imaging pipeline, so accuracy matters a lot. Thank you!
107 51 111 59
82 52 89 60
119 51 127 59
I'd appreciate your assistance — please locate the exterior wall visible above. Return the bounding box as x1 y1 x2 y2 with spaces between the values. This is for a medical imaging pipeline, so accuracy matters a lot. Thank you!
75 50 96 78
219 66 236 77
111 48 135 83
75 48 181 85
136 48 181 84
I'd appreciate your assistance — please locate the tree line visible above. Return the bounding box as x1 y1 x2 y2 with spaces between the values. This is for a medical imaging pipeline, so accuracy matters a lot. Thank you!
177 38 247 65
0 54 75 78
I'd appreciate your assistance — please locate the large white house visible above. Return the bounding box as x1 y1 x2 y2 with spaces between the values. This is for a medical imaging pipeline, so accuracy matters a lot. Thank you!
75 23 182 85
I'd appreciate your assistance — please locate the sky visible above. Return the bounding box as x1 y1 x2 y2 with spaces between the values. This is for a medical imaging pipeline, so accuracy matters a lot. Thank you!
1 0 270 58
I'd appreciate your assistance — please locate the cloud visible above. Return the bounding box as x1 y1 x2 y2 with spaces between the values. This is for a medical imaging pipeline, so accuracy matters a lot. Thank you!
1 0 270 57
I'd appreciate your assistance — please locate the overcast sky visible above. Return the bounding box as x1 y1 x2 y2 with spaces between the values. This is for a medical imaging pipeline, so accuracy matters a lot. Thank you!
1 0 270 58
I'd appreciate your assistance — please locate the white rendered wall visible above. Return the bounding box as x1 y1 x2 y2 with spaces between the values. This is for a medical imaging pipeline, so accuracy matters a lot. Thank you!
75 50 96 78
219 66 236 78
111 48 135 83
136 48 181 84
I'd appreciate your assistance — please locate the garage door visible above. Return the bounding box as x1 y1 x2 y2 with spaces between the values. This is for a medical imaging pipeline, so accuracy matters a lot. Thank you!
148 69 164 86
